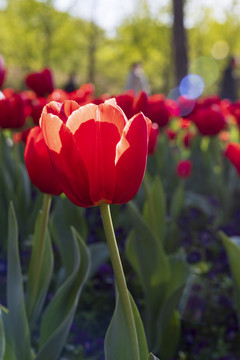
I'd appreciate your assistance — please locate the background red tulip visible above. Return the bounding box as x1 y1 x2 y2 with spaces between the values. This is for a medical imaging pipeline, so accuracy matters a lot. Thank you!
225 142 240 176
25 68 54 97
176 159 192 178
191 104 226 136
148 123 159 155
0 55 6 89
0 90 26 129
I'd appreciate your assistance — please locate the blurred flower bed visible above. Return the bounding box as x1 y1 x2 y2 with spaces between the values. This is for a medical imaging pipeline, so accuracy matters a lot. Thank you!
1 63 240 360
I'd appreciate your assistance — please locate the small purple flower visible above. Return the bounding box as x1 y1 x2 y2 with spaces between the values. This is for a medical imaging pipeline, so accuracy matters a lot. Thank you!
187 250 201 264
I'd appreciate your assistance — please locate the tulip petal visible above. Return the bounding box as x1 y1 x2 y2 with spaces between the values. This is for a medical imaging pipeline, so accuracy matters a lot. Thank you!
24 126 63 195
113 113 148 204
41 113 91 207
225 142 240 176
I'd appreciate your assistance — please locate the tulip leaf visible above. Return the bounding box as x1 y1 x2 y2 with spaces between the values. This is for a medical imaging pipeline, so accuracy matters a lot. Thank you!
152 255 189 355
15 163 31 215
148 353 160 360
220 231 240 322
126 201 170 310
170 182 184 221
0 310 6 359
35 227 90 360
25 210 54 331
105 290 148 360
157 310 180 360
88 242 109 277
3 202 32 360
143 175 166 241
49 197 88 277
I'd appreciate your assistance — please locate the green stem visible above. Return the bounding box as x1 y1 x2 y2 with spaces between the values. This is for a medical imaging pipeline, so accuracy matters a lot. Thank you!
99 203 140 360
27 193 52 321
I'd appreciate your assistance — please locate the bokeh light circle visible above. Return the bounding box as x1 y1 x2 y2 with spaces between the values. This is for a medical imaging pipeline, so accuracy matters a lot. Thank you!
167 86 196 117
211 41 229 60
179 74 205 100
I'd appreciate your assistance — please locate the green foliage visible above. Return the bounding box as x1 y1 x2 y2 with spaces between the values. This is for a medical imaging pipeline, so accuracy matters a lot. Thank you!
126 201 190 359
2 201 91 360
105 291 149 360
3 202 32 360
220 232 240 324
35 227 90 360
0 309 6 360
25 208 54 331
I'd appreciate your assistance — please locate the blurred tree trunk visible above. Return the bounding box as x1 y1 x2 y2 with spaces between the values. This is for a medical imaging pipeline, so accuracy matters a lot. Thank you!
172 0 188 85
87 20 97 84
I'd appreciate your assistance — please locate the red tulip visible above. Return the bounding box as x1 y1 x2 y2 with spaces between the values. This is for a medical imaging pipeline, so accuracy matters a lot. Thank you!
176 159 192 178
183 131 196 148
48 89 69 103
40 98 151 207
148 94 170 128
148 123 159 155
30 97 47 125
115 91 135 119
228 101 240 126
132 90 149 116
0 55 6 89
24 126 63 195
13 128 31 144
165 128 177 141
225 142 240 176
25 68 54 97
191 104 226 136
0 90 26 129
70 83 95 105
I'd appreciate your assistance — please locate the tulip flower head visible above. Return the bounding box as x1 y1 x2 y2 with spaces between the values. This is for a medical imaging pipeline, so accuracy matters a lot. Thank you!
176 159 192 178
40 98 151 207
0 55 6 89
25 68 54 97
225 142 240 177
0 89 26 129
190 104 226 136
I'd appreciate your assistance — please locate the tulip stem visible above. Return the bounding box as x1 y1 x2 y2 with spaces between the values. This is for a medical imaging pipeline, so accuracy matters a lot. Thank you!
99 203 140 360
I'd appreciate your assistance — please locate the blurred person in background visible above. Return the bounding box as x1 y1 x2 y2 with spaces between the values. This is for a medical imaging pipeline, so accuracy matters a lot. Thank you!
64 72 77 93
219 56 239 101
125 62 150 95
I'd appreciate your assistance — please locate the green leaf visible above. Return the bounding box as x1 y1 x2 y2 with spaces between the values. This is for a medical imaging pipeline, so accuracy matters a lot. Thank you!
170 182 184 221
105 291 148 360
0 310 6 359
220 231 240 322
126 201 170 309
153 255 189 356
25 211 54 330
165 255 190 298
88 242 109 277
49 197 88 277
148 353 160 360
143 176 166 241
35 227 90 360
3 202 32 360
0 305 8 314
